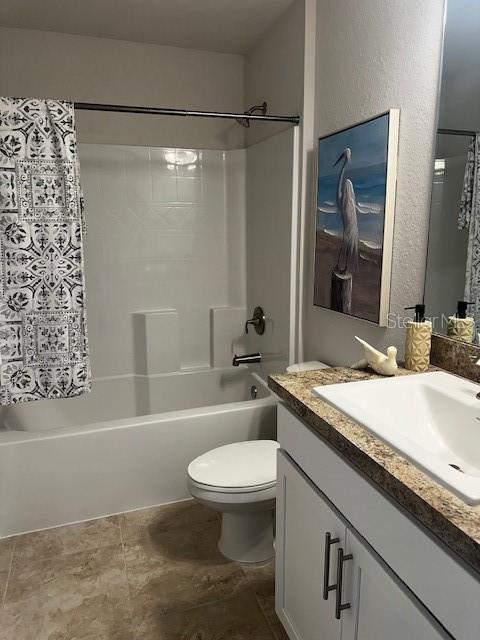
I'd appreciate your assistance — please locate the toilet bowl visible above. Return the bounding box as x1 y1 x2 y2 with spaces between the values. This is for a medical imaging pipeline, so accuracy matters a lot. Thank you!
187 440 279 563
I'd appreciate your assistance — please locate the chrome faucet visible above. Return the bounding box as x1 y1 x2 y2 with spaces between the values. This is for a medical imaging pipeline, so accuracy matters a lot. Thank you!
232 352 262 367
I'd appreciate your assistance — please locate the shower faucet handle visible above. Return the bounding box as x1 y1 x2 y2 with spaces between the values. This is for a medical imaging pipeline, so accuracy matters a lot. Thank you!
245 307 266 335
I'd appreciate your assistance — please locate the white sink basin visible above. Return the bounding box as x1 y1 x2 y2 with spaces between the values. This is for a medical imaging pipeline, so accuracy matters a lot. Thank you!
313 371 480 504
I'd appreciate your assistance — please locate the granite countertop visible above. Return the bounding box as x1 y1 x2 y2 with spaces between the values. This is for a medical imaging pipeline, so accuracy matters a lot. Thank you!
268 367 480 575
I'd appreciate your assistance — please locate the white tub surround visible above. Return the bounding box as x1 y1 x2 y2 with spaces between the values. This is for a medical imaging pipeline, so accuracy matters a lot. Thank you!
133 310 181 375
79 144 247 378
0 368 276 538
210 307 247 368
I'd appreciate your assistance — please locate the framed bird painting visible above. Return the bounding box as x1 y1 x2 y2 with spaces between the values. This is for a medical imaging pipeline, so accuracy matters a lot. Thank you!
313 110 399 326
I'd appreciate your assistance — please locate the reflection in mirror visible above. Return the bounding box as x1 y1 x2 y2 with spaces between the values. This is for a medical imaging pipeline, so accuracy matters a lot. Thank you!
424 0 480 343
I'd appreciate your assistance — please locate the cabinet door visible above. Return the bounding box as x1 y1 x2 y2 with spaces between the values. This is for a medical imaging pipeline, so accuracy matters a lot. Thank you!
340 528 450 640
276 451 346 640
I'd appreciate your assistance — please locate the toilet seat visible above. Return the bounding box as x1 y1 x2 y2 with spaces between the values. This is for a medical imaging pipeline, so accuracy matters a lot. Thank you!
188 477 276 494
187 440 279 493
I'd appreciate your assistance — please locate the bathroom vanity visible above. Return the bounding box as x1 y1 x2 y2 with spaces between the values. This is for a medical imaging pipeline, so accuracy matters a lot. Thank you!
269 368 480 640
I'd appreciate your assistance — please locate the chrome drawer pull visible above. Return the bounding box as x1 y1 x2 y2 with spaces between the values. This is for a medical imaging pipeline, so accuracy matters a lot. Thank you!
323 532 340 600
335 547 353 619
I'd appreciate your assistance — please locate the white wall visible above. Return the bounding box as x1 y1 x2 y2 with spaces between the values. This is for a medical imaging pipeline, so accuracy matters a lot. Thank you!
79 144 246 377
0 27 245 149
244 0 305 147
303 0 445 365
245 128 298 376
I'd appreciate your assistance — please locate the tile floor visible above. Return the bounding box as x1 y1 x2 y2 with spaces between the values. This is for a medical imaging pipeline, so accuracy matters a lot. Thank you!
0 500 288 640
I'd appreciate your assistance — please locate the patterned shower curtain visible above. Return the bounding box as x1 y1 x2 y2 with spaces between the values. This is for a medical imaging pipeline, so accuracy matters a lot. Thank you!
0 97 90 404
459 133 480 335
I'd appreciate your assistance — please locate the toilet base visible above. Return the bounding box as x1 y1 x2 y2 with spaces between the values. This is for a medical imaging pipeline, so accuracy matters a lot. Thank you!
218 509 275 563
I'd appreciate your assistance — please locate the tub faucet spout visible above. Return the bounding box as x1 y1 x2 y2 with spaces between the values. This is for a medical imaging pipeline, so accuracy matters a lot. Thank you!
232 353 262 367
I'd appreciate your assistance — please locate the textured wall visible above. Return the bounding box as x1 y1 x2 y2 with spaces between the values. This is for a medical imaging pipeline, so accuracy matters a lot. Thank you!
303 0 445 365
0 27 245 149
244 0 305 147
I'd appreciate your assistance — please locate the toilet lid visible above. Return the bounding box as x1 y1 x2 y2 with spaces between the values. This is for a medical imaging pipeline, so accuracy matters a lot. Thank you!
188 440 280 490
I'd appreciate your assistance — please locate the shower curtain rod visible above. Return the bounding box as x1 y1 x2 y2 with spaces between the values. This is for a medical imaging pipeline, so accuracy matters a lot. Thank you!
437 127 476 137
74 101 300 124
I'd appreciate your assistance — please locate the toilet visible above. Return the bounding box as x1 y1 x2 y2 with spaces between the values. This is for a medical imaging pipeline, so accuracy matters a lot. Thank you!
187 362 329 563
187 440 279 563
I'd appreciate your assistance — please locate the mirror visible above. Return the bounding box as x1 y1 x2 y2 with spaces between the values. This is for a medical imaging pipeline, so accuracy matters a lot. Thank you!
424 0 480 343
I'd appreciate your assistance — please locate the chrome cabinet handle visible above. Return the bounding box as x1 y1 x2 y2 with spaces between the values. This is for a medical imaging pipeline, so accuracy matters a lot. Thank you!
323 532 340 600
335 547 353 619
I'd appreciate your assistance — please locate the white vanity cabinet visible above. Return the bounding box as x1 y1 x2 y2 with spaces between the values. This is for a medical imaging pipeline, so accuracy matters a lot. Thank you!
276 450 346 640
276 451 447 640
275 405 480 640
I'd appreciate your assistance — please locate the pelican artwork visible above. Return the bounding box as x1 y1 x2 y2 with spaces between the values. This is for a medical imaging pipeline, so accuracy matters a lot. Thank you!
334 148 359 272
314 111 398 325
330 147 359 313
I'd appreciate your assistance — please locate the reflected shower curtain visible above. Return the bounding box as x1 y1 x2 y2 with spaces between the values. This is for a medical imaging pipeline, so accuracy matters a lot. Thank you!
0 97 90 404
459 133 480 334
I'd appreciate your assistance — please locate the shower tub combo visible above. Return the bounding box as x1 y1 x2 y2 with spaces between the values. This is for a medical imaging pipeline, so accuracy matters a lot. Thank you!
0 366 277 537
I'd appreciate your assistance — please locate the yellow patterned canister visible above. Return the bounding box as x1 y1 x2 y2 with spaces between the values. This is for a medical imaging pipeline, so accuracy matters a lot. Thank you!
446 316 474 343
404 320 432 372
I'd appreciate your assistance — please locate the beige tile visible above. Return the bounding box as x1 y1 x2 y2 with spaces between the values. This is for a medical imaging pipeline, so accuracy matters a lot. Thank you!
0 502 282 640
6 544 127 606
125 517 247 616
0 538 15 572
135 592 275 640
128 555 248 618
270 622 290 640
244 560 286 635
0 569 8 603
120 499 218 544
125 517 242 618
243 560 276 625
124 518 225 569
1 544 131 640
1 592 132 640
14 516 121 561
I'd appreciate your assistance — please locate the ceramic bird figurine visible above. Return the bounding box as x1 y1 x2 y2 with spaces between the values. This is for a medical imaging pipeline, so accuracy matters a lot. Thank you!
351 336 398 377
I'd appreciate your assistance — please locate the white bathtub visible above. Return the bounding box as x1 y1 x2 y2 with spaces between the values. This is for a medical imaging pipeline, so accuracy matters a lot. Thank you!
0 367 277 537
